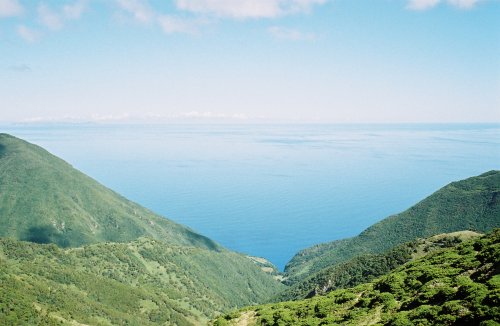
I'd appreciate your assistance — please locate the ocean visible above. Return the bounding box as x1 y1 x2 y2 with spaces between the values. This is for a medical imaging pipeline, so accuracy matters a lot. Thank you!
2 123 499 270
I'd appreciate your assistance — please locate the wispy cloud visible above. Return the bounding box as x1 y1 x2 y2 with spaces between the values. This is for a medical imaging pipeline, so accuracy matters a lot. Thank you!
407 0 481 10
175 0 282 19
63 0 87 19
38 1 88 30
174 0 327 19
115 0 154 23
157 15 208 34
19 112 252 123
268 26 316 41
38 3 63 30
407 0 440 10
176 111 249 120
115 0 208 34
17 25 41 42
446 0 480 8
0 0 23 17
114 0 326 35
8 63 32 72
5 0 485 43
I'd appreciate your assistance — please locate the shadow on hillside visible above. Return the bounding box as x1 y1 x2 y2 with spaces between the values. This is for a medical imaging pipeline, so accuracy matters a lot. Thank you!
21 225 70 247
188 231 221 251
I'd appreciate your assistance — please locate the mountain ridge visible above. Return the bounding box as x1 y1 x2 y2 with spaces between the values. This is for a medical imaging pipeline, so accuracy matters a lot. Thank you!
1 133 499 325
0 133 285 325
284 170 500 284
214 228 500 325
0 133 219 250
273 231 482 302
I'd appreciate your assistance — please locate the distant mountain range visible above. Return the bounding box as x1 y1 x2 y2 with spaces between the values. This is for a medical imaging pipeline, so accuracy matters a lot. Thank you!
0 133 498 325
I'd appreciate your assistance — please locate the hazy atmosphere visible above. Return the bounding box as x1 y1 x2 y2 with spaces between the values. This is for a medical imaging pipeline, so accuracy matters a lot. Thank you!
1 1 500 325
1 0 499 123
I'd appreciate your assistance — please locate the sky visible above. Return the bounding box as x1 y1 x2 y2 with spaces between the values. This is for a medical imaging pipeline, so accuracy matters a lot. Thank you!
0 0 499 123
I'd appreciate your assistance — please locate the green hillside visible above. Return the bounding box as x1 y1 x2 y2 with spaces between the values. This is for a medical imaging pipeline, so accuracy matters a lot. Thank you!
284 171 500 284
274 231 482 302
0 133 218 249
0 237 285 325
214 229 500 326
2 133 498 325
0 133 286 325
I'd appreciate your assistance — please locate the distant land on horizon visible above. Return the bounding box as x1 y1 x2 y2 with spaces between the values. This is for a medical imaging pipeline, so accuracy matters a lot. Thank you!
2 120 500 126
2 1 498 323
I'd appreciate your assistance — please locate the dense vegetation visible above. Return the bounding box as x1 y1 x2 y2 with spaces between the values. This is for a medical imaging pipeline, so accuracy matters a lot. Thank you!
1 134 498 325
214 229 500 326
0 237 284 325
0 134 285 324
274 231 481 302
0 133 219 249
284 170 500 284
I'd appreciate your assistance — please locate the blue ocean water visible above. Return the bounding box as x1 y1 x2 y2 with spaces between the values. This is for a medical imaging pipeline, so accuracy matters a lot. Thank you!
2 123 499 270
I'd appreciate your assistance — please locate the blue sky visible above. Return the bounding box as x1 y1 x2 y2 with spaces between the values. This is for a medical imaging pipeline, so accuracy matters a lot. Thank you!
1 0 499 123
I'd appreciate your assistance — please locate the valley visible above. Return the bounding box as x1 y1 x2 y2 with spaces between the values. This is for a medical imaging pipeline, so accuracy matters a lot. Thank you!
0 134 498 325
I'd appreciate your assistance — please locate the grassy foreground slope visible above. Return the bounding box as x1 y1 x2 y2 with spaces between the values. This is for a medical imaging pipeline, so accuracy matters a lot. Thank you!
0 237 285 325
0 133 218 249
274 231 481 302
214 229 500 326
285 171 500 284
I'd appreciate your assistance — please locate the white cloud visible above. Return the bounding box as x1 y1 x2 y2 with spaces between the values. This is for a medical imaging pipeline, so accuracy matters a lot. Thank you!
176 111 249 120
38 1 88 30
38 3 63 30
21 115 90 123
90 113 132 122
157 15 207 34
19 112 251 123
175 0 327 19
407 0 440 10
115 0 154 23
446 0 480 8
63 0 87 19
269 26 316 41
0 0 22 17
407 0 481 10
115 0 207 34
175 0 281 18
284 0 328 14
113 0 326 35
17 25 41 42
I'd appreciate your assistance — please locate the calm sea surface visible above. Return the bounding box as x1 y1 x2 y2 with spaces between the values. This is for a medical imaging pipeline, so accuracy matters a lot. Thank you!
2 123 499 269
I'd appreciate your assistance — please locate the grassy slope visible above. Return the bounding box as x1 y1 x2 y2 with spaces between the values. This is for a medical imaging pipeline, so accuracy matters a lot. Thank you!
0 133 218 249
274 231 482 302
0 237 285 326
214 229 500 326
284 171 500 284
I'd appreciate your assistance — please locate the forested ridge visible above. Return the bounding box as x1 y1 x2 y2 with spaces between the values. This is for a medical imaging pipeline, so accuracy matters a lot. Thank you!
214 229 500 325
